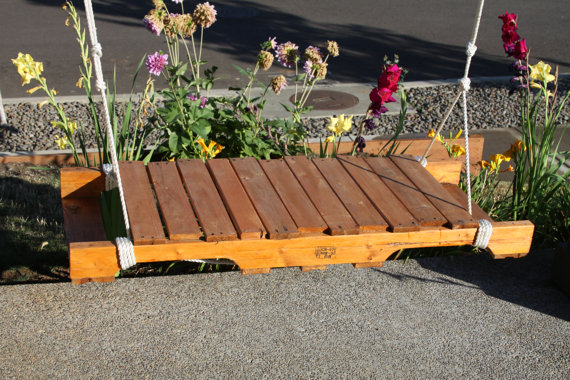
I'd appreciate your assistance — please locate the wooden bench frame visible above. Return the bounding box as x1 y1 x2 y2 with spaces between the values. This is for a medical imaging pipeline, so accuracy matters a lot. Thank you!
61 144 534 284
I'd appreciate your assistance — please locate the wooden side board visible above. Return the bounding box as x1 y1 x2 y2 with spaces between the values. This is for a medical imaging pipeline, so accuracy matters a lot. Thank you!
68 220 534 283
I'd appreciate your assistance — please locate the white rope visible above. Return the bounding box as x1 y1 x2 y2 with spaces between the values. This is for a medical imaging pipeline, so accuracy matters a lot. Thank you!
102 163 117 190
420 0 485 216
474 219 493 249
414 156 427 167
0 87 7 125
185 259 236 266
116 237 136 270
84 0 135 268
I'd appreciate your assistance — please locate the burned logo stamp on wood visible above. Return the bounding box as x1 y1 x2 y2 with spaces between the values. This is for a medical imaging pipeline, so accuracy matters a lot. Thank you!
315 246 336 259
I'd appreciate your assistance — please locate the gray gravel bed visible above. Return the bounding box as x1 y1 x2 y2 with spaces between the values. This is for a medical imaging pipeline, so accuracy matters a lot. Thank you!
0 251 568 379
1 81 569 153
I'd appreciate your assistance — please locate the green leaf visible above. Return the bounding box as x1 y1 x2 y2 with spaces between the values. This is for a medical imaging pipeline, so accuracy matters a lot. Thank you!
168 133 179 154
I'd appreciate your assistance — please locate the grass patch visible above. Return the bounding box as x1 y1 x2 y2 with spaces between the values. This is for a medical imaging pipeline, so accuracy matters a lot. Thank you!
0 163 68 283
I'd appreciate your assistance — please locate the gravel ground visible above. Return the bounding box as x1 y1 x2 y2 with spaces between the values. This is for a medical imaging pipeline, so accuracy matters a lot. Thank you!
2 80 569 153
0 251 568 379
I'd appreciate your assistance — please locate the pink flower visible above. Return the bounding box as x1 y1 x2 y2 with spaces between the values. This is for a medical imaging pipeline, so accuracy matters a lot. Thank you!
501 26 520 45
368 63 402 117
513 39 528 60
143 16 162 36
268 37 277 50
498 12 517 28
275 41 299 68
378 64 401 92
146 52 168 76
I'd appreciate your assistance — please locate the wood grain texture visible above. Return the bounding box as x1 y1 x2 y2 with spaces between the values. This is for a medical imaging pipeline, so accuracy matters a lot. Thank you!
177 159 237 242
390 155 478 229
284 156 359 236
442 183 493 222
207 159 266 240
313 158 388 232
231 157 299 239
148 161 202 240
119 161 166 245
364 156 447 227
338 156 419 232
60 167 105 198
68 221 533 282
62 198 107 243
260 158 327 235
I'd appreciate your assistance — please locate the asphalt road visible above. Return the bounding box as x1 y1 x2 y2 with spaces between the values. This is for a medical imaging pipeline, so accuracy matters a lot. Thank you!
2 0 569 98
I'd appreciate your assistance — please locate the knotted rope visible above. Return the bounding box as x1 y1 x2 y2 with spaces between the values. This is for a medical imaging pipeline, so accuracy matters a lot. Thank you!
418 0 492 248
84 0 135 269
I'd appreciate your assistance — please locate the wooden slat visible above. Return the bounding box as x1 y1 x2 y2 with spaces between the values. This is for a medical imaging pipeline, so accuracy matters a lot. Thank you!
62 198 107 243
147 161 202 240
177 159 237 242
390 155 478 229
364 156 447 227
207 159 265 240
312 158 388 232
284 156 359 236
60 167 105 198
259 159 327 235
69 220 534 282
338 156 420 232
230 157 299 239
119 161 166 245
442 183 493 222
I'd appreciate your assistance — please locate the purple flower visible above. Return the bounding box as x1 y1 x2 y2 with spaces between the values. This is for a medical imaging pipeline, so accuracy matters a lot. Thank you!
303 61 315 78
355 136 366 153
143 16 162 36
200 96 207 108
275 41 299 68
146 52 168 76
268 37 277 50
364 118 375 131
188 94 198 101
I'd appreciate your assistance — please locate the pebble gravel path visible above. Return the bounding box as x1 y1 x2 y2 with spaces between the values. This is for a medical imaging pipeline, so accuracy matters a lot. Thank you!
1 80 568 153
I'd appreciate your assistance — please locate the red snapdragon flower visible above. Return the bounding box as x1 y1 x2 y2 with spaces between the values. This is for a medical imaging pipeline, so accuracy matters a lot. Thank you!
368 63 402 117
512 39 528 60
498 12 517 29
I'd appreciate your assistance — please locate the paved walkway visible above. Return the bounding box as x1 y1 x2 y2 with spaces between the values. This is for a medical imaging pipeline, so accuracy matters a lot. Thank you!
0 250 568 378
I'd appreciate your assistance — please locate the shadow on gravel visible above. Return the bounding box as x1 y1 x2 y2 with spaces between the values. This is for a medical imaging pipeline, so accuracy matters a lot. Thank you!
0 170 69 285
378 252 570 322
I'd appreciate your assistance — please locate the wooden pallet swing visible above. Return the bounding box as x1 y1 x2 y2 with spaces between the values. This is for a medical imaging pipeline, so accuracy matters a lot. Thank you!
61 154 534 284
62 0 533 284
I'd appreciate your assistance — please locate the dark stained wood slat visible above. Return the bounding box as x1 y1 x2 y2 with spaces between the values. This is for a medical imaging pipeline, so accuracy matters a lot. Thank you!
62 198 107 243
390 155 478 229
147 161 202 241
259 159 327 235
442 183 493 222
363 156 447 227
230 157 299 239
177 159 237 242
284 156 359 236
118 161 166 245
338 156 420 232
206 159 266 240
312 158 388 232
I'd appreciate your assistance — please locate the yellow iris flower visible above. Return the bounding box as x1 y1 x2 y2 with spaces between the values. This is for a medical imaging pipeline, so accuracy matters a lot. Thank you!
451 144 466 158
327 114 353 136
197 138 223 159
55 135 69 150
529 61 556 89
12 53 43 86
